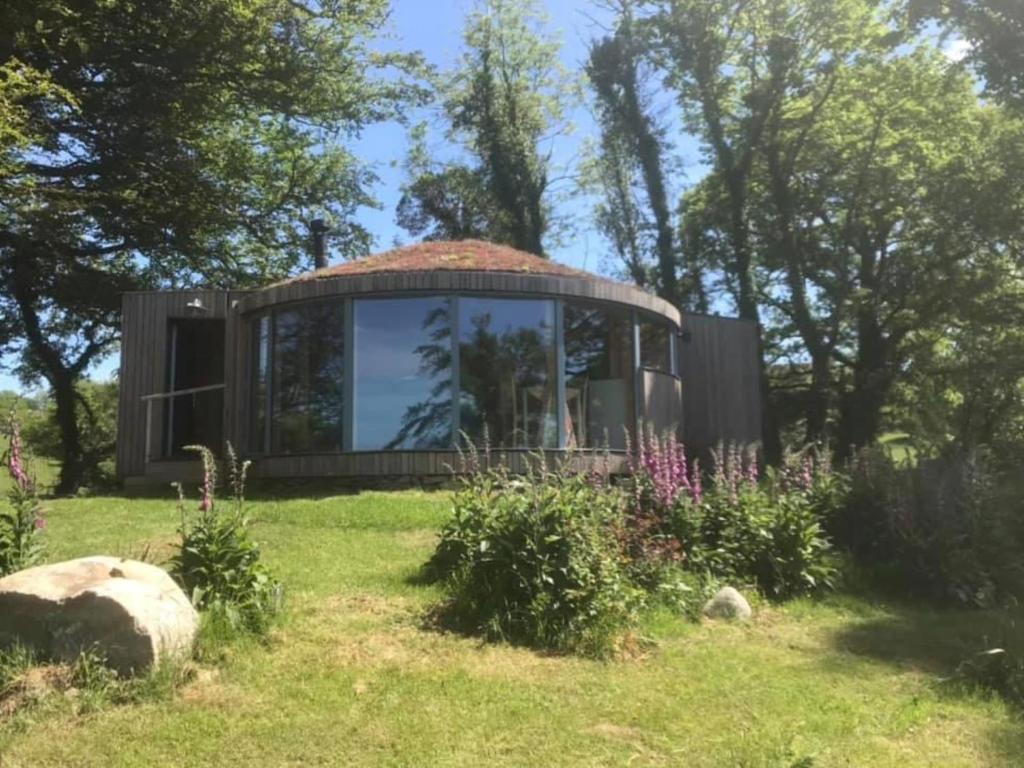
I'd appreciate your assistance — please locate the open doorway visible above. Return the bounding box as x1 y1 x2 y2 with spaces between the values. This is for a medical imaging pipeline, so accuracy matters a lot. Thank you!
162 318 225 458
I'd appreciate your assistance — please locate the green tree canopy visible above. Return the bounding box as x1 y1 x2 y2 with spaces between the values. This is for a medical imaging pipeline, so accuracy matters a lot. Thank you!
398 0 575 256
0 0 423 492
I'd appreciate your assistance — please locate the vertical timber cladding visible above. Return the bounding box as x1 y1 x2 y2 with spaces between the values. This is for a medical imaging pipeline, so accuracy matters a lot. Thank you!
115 290 232 479
679 313 763 451
641 370 683 437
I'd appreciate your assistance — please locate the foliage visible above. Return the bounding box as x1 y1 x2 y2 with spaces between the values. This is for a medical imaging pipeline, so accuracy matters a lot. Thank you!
585 2 697 309
19 380 118 491
0 0 423 494
398 0 575 255
396 137 498 242
910 0 1024 108
0 411 44 576
625 431 838 599
170 444 282 636
599 0 1024 459
835 448 1024 606
426 454 642 658
428 431 841 660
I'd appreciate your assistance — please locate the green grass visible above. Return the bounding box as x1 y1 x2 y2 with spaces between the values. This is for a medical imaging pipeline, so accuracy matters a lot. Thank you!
1 490 1023 767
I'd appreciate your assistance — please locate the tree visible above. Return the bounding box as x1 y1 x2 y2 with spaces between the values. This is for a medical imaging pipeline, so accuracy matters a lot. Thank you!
652 0 1022 457
778 48 1005 454
399 0 572 256
909 0 1024 107
396 124 498 242
0 0 420 493
649 0 884 457
587 1 693 308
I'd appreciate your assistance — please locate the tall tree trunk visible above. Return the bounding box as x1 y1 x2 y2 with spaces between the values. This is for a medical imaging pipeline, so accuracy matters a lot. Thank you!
9 249 90 495
766 147 834 445
836 309 892 459
619 66 679 307
805 355 831 444
51 371 85 495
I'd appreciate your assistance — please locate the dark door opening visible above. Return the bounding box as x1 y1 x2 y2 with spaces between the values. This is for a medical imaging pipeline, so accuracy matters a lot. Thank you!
163 318 225 458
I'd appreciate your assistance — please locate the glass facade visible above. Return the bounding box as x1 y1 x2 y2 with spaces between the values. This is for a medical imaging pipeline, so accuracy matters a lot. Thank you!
271 301 345 453
458 297 557 448
639 316 674 373
354 297 453 450
248 294 677 454
564 302 634 449
250 315 271 452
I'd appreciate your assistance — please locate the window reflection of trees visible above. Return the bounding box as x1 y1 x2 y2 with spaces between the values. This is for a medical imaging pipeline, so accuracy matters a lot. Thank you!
458 300 557 448
379 299 454 449
272 302 344 453
250 295 655 454
639 318 672 373
564 303 633 449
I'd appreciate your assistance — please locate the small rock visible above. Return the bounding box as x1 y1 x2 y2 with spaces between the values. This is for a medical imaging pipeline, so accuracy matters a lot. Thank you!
702 587 752 621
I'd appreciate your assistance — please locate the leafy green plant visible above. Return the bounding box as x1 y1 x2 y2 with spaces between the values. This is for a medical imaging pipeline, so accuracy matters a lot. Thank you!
629 437 838 600
835 448 1024 605
427 454 642 658
670 480 836 600
170 444 282 636
1 411 45 576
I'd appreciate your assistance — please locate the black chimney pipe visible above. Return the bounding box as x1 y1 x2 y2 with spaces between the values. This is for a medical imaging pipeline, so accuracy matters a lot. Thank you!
310 218 329 269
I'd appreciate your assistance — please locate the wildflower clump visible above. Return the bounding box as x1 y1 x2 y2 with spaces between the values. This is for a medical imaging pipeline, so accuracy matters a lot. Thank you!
1 412 45 576
170 443 282 635
627 434 838 599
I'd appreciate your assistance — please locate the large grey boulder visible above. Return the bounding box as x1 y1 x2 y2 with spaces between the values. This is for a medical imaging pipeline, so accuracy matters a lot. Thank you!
702 586 752 621
0 557 198 674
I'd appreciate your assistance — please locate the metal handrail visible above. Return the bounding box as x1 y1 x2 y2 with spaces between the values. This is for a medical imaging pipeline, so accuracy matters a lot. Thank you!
141 383 226 462
141 383 226 401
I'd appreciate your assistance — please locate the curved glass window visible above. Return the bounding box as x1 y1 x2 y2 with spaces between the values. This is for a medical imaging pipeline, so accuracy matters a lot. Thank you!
354 297 453 450
271 301 344 453
247 292 676 454
458 297 557 448
639 316 674 374
564 302 634 449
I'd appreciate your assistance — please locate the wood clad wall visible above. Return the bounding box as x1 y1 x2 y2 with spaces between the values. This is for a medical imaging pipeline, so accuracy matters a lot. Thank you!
678 313 763 450
252 450 628 479
641 370 683 437
115 290 233 478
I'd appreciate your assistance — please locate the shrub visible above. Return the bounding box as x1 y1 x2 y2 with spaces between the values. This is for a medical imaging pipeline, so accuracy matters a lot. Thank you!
835 448 1024 605
630 435 837 600
1 412 45 577
170 444 282 635
427 456 642 658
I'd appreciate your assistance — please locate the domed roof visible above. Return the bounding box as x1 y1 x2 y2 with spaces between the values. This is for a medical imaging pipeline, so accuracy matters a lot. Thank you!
281 239 606 284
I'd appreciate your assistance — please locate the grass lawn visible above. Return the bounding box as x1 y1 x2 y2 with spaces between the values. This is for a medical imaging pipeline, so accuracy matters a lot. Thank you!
1 490 1022 767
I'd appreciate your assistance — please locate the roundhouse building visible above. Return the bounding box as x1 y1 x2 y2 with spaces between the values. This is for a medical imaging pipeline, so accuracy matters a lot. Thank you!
115 240 761 486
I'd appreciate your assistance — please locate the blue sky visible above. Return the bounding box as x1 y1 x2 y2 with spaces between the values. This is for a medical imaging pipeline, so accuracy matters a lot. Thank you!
1 0 706 395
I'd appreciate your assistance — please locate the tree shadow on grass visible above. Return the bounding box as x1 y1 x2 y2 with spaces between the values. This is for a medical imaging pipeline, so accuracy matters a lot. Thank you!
830 602 1021 674
824 595 1024 761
